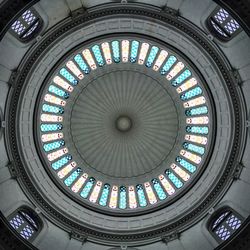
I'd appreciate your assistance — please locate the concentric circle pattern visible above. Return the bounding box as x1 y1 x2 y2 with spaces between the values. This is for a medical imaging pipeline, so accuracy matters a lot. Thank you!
37 37 212 212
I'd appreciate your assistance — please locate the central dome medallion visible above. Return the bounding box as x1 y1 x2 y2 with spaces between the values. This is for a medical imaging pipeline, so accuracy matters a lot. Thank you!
36 36 213 214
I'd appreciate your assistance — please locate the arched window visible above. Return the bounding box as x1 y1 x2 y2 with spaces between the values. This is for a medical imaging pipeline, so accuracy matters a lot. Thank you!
9 7 42 42
209 208 243 242
8 207 42 242
207 7 241 41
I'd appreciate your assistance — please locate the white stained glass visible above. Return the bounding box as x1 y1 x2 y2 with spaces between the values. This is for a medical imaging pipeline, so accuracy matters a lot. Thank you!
66 61 84 80
128 186 137 209
138 43 149 65
153 50 168 71
44 94 66 106
71 173 88 193
183 96 206 108
82 49 97 70
158 175 175 195
144 182 157 204
47 148 68 161
41 132 63 142
180 150 201 164
109 186 118 209
57 162 76 178
185 134 208 145
101 42 112 64
166 62 185 80
176 78 198 94
121 40 130 63
171 163 190 181
89 181 102 203
41 114 63 122
53 76 74 92
186 116 209 125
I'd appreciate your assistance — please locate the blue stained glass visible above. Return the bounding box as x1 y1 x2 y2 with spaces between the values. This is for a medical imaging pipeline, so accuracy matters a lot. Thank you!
64 168 82 186
51 155 72 170
172 69 192 86
43 140 65 152
136 184 147 207
146 46 159 67
160 56 177 75
74 54 90 74
166 170 183 188
183 143 205 155
185 106 208 116
111 41 120 63
60 68 78 85
186 126 209 134
42 104 64 114
130 40 139 63
119 186 127 209
48 85 69 99
40 124 63 132
152 179 167 200
176 157 196 173
99 184 110 206
180 87 202 100
92 45 105 66
80 177 95 198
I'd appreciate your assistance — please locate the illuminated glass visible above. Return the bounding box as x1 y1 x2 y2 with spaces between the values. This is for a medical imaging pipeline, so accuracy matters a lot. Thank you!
185 106 208 116
172 69 192 86
20 225 35 240
185 134 208 145
158 174 175 195
53 76 74 92
71 173 88 193
111 40 120 63
186 126 209 134
42 104 64 114
144 182 157 205
121 40 130 63
138 43 149 65
186 116 209 125
166 62 185 80
176 156 196 173
59 68 78 85
82 49 97 70
136 184 147 207
43 140 64 152
170 164 190 181
183 96 206 108
165 170 183 188
99 184 110 206
183 143 205 155
153 50 168 71
51 155 72 170
47 148 68 162
130 40 139 63
9 214 25 230
48 85 69 99
119 186 127 209
146 46 159 67
74 54 90 74
64 168 81 186
89 181 102 203
55 162 75 177
101 42 112 64
180 150 201 164
66 60 84 79
40 123 63 132
160 56 177 75
128 186 137 209
152 178 167 200
180 87 202 101
41 132 63 142
176 78 197 93
80 177 95 198
109 186 118 209
92 45 105 66
41 114 63 122
44 94 66 106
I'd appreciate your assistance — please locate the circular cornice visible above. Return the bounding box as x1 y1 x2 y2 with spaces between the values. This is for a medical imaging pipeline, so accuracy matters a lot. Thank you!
5 3 246 245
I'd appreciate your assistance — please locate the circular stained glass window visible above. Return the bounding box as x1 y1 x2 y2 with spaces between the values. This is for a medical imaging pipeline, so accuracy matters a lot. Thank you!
36 36 214 214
